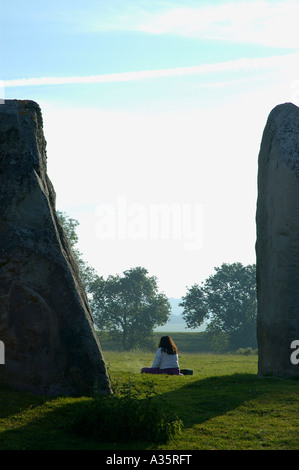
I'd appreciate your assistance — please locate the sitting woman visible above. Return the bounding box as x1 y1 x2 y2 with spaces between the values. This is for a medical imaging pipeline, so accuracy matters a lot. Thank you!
141 336 183 375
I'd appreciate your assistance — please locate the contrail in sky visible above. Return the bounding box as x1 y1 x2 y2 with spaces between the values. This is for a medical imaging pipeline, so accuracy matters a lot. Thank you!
1 53 298 89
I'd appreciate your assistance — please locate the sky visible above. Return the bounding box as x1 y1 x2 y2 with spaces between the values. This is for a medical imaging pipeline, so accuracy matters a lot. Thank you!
1 0 299 300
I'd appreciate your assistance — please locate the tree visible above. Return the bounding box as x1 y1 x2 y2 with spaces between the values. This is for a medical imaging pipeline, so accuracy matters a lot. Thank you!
57 211 98 294
90 267 171 350
180 263 257 350
57 211 80 251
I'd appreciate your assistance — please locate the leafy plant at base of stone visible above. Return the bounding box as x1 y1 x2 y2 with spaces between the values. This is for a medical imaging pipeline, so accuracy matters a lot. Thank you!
70 378 183 444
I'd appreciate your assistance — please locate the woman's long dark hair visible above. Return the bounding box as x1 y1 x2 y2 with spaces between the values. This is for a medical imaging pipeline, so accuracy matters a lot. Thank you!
159 336 178 355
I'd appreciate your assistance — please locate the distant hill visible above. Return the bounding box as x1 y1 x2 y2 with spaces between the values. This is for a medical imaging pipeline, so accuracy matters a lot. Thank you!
154 297 206 332
168 297 184 316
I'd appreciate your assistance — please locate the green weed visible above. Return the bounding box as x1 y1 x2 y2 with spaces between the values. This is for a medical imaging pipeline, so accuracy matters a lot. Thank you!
70 378 183 444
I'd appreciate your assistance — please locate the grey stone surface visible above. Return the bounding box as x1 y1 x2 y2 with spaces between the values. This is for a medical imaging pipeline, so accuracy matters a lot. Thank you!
0 99 111 395
256 102 299 378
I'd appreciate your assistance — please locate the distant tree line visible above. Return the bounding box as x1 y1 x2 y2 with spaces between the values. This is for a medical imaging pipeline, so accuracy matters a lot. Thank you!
58 211 257 352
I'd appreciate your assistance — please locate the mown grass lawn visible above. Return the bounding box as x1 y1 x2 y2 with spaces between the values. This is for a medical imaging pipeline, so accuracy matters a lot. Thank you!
0 352 298 450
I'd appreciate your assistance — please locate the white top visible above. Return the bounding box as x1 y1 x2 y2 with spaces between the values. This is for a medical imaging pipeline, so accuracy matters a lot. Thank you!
151 347 180 369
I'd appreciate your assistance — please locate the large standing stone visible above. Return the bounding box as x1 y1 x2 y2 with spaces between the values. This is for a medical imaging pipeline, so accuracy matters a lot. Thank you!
256 102 299 378
0 100 111 395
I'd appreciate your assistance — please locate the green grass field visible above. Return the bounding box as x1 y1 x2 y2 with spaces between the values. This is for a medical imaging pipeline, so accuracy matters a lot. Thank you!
0 345 298 450
99 331 216 353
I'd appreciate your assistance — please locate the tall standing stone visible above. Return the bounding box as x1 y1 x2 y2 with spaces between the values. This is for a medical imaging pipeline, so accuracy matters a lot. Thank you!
0 100 111 395
256 102 299 378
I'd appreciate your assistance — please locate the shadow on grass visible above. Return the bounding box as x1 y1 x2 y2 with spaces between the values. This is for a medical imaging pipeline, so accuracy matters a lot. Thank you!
158 373 266 427
0 373 289 450
0 383 50 419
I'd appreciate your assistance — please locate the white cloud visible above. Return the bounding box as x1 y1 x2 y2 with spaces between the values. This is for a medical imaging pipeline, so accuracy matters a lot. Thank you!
134 0 299 48
69 0 299 48
2 51 298 88
4 1 298 49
